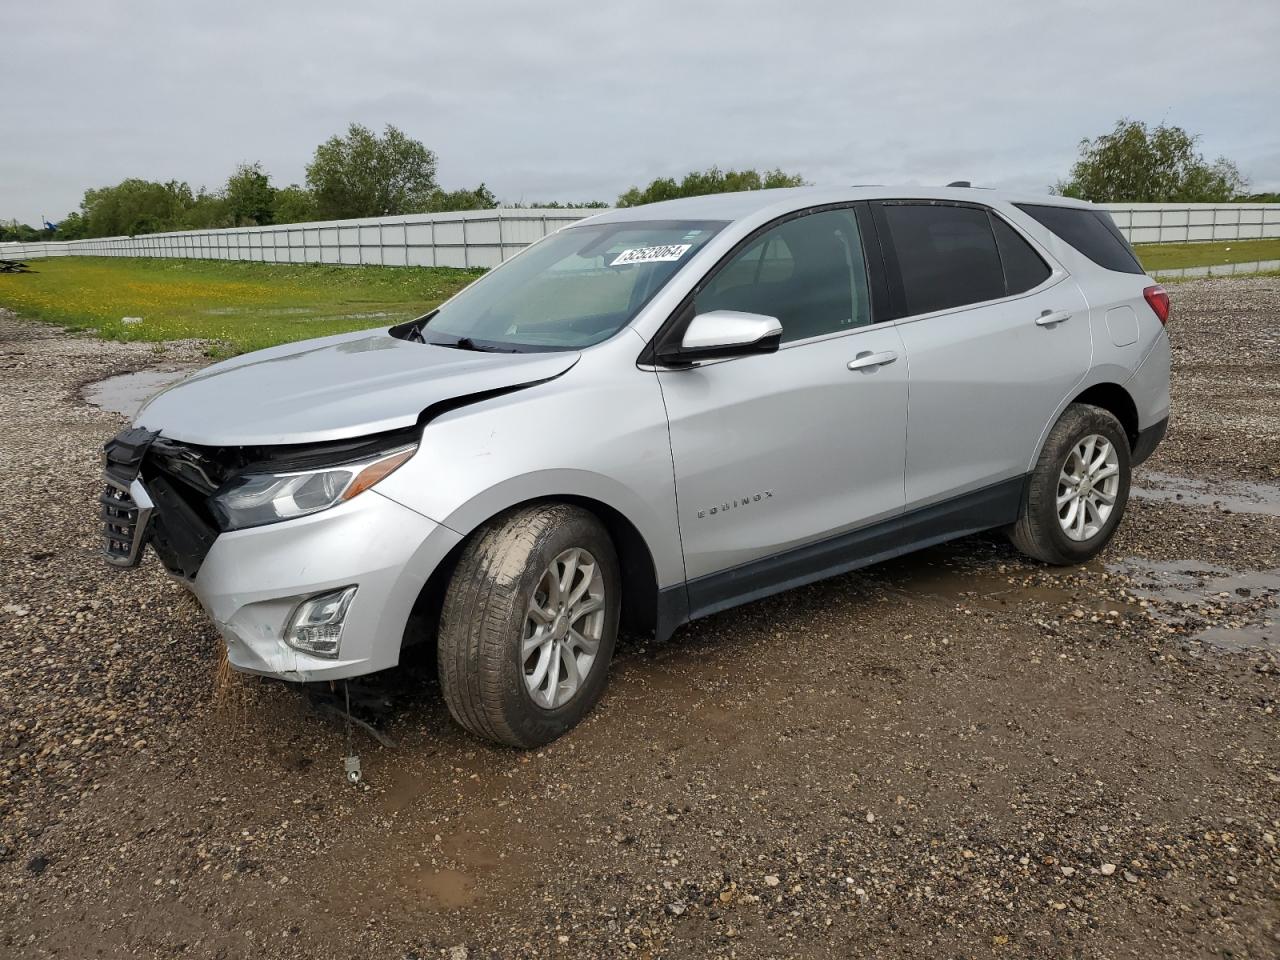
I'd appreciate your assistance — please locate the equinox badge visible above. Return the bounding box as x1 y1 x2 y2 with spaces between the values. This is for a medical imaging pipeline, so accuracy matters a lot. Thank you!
697 490 774 519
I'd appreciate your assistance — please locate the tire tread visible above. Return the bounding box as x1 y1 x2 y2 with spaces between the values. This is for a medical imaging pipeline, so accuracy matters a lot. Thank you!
1010 403 1130 565
437 504 616 747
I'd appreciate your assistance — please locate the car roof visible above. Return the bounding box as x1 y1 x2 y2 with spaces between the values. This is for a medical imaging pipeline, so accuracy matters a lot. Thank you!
578 185 1096 227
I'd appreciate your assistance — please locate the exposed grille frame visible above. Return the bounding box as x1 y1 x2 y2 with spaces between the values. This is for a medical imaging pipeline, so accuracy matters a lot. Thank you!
102 476 154 567
101 427 159 568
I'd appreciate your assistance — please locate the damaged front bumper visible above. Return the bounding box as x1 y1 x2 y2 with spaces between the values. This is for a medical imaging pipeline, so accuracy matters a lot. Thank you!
195 490 459 680
100 428 462 681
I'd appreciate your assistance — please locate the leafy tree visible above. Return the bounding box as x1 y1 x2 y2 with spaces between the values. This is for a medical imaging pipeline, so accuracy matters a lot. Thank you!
305 123 439 219
225 162 276 226
54 211 89 240
81 179 199 236
1056 120 1246 203
421 182 498 213
272 184 319 224
618 166 807 207
0 220 43 242
180 189 232 230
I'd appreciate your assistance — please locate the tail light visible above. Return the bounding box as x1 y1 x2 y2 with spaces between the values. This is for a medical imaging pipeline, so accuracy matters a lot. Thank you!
1143 285 1170 325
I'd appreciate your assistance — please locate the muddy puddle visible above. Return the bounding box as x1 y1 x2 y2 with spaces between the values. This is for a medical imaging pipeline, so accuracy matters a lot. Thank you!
864 539 1136 618
1131 470 1280 517
82 366 200 417
1107 558 1280 655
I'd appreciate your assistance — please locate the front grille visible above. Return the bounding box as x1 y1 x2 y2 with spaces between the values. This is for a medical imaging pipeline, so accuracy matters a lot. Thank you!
101 477 153 566
101 427 158 568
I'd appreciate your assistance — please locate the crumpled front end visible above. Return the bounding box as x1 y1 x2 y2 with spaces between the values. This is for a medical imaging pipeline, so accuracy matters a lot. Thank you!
98 426 461 681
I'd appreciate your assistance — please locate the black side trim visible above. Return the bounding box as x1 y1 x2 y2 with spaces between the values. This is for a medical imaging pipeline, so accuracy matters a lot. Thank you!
654 583 690 645
103 427 158 487
654 476 1026 638
1131 415 1168 467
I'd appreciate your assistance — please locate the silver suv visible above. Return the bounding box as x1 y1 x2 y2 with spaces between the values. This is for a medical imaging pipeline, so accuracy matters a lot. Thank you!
101 186 1171 747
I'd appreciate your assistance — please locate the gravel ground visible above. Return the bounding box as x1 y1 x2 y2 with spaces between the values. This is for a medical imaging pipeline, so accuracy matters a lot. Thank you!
1 281 1278 959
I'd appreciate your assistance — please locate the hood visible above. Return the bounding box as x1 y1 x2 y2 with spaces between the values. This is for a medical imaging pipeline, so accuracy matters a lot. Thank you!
136 329 580 446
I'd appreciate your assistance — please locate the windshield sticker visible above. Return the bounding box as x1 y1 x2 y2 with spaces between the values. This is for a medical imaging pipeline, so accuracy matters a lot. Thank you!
611 244 692 266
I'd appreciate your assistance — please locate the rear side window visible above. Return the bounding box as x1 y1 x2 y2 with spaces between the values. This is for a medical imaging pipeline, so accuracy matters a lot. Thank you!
1015 203 1144 275
880 203 1005 315
992 216 1052 294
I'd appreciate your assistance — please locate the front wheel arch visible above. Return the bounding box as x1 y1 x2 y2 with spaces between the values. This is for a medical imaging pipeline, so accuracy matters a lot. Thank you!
402 494 660 657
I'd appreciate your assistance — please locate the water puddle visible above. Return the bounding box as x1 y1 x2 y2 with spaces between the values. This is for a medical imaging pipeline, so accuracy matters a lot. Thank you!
868 540 1137 618
1131 470 1280 518
1107 558 1280 655
82 366 200 417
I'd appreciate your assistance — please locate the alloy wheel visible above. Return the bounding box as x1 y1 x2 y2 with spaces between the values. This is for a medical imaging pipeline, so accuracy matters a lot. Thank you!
521 547 606 709
1057 434 1121 541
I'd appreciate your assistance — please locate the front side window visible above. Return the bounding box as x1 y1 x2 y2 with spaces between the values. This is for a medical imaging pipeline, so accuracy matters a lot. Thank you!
694 208 871 343
880 203 1005 316
421 220 725 351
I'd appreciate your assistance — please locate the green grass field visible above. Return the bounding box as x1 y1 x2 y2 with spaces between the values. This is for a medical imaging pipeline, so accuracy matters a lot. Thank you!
0 258 483 354
1133 237 1280 271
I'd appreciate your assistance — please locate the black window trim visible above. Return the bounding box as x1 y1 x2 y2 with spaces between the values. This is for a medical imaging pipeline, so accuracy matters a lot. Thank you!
869 199 1064 325
639 200 892 366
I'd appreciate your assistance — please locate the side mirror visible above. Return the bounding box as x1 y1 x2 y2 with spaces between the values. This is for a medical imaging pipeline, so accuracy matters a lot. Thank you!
656 310 783 365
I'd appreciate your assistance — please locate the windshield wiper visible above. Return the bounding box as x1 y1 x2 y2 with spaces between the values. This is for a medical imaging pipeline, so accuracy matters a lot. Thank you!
433 335 524 354
451 336 485 351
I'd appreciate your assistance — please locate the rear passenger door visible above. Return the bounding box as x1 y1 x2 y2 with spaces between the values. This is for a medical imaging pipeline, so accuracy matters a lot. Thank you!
871 200 1091 509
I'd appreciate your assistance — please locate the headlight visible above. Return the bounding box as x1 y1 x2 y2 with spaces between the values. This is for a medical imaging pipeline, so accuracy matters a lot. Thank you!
210 445 416 531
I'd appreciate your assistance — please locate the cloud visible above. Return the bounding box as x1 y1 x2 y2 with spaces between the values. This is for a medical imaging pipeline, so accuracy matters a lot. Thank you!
2 0 1277 224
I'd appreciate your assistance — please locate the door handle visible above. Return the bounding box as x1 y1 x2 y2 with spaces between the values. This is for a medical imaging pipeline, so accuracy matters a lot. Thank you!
847 350 898 371
1035 309 1072 326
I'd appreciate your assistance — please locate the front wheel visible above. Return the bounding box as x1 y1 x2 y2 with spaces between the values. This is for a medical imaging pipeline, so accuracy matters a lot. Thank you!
437 504 621 748
1009 403 1132 565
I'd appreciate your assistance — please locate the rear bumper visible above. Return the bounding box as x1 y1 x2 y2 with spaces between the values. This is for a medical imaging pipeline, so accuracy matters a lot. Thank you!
190 490 461 681
1131 415 1168 467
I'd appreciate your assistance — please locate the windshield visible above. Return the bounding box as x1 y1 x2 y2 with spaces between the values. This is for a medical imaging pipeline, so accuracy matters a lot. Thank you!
418 219 726 351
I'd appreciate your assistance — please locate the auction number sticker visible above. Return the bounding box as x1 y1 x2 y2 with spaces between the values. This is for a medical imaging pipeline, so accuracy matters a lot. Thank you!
611 243 691 266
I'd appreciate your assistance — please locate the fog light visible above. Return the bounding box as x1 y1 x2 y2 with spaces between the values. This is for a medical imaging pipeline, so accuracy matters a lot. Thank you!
285 586 357 658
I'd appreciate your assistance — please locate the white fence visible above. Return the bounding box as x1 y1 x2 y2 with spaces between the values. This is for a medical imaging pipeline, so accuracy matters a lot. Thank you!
0 208 593 268
2 203 1278 266
1101 203 1280 244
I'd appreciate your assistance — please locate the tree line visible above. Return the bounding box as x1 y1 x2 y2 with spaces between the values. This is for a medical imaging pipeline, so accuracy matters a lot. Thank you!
2 123 608 243
2 119 1273 244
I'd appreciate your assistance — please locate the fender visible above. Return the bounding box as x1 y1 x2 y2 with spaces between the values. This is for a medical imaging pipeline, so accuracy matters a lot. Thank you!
1024 362 1137 473
421 468 682 590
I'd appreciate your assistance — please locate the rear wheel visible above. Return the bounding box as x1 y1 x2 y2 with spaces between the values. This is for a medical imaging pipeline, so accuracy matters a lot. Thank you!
437 504 620 748
1010 403 1131 565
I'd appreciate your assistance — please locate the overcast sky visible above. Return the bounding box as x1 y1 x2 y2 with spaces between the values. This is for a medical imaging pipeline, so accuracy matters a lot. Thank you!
3 0 1278 224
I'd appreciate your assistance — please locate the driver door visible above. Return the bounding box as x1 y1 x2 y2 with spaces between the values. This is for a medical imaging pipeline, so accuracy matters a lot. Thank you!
654 206 908 612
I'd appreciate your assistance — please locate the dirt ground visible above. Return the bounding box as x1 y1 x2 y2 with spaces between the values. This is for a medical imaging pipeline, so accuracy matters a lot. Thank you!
1 280 1277 959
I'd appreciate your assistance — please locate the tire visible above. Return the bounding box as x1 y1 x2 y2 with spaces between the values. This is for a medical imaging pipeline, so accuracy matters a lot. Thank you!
437 503 621 748
1009 403 1132 566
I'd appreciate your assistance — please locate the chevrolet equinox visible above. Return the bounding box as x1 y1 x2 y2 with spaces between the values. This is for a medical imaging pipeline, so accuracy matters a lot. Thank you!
101 187 1171 747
